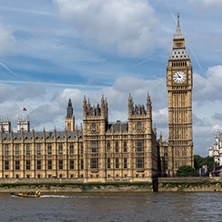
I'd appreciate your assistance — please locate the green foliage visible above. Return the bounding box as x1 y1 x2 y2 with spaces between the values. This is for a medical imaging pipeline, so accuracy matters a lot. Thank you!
176 165 197 176
205 156 218 170
194 155 218 170
194 155 204 169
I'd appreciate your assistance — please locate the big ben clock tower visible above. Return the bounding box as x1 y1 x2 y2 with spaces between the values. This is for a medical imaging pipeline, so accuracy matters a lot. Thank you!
166 10 194 175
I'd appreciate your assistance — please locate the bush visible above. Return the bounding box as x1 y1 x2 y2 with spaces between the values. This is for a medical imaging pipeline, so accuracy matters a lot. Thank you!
176 165 198 176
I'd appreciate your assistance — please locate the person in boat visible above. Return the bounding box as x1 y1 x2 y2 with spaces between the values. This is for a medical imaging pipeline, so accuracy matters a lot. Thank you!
35 190 40 195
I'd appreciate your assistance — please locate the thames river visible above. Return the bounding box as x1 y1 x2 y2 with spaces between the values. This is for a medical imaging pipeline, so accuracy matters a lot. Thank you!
1 192 222 221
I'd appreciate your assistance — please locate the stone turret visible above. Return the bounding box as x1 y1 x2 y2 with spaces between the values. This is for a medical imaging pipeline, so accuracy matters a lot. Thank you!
17 115 30 133
65 99 75 131
128 93 133 118
0 116 11 133
146 93 152 119
83 95 108 135
105 97 108 121
83 95 87 119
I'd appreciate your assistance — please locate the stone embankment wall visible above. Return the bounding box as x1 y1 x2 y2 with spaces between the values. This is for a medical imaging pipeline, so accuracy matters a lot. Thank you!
1 177 222 192
158 177 222 192
0 178 153 193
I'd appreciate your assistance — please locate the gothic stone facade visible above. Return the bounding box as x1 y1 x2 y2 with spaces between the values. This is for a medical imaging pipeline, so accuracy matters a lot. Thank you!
0 12 194 180
209 130 222 165
0 94 158 182
158 12 194 176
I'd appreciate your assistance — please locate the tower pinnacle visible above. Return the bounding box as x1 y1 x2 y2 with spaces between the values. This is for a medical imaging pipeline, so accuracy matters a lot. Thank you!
65 98 75 131
174 9 184 40
67 98 73 119
177 9 180 26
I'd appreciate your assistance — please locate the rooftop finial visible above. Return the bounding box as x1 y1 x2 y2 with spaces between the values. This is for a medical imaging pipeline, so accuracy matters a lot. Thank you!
177 9 180 27
174 9 184 39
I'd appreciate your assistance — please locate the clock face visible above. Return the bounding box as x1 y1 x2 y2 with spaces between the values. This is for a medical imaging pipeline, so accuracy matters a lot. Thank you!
173 71 186 83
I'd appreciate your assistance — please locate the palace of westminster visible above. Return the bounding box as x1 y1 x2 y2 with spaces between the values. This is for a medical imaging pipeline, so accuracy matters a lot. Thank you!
0 13 194 182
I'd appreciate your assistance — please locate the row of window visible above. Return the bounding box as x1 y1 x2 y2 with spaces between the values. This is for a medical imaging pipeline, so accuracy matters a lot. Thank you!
171 61 187 67
7 173 145 179
5 144 79 156
163 147 186 158
91 122 143 132
175 147 187 156
8 174 82 179
4 158 144 170
4 141 145 155
5 160 76 171
90 174 145 179
105 158 143 169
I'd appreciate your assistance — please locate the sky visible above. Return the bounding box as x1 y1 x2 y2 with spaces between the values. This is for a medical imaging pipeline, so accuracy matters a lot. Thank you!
0 0 222 157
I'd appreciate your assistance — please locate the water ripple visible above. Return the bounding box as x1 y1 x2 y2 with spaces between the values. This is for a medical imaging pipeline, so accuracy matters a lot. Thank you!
1 192 222 222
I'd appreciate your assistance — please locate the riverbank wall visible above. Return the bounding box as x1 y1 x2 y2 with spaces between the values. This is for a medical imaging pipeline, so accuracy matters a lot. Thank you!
1 177 222 192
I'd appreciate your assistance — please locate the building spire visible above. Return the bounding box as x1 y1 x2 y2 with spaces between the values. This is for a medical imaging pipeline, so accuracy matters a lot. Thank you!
174 9 184 39
168 9 189 60
177 9 180 28
66 98 73 119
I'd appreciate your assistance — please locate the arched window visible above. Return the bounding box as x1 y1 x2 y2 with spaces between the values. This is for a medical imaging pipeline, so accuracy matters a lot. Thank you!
137 122 142 131
92 123 96 131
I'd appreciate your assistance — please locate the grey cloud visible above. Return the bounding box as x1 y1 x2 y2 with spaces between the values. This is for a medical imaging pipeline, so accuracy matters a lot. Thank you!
0 83 14 102
212 112 222 122
193 127 218 157
15 83 46 101
0 83 46 103
0 104 20 124
30 104 63 126
193 114 211 127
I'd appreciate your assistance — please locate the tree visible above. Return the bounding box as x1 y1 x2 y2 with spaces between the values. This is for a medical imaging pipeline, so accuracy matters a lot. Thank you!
204 156 218 171
194 155 218 171
194 155 204 170
176 165 198 176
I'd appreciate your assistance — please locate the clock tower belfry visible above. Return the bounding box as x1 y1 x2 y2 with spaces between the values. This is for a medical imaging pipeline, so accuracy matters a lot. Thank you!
166 10 194 175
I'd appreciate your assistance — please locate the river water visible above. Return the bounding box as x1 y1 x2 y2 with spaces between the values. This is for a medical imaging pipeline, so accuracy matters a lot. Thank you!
0 192 222 222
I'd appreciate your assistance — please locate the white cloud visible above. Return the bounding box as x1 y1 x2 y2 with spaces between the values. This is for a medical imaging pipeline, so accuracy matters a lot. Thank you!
193 123 222 156
1 69 221 157
105 76 167 111
56 88 84 108
0 23 16 55
53 0 166 55
153 108 168 126
193 65 222 102
1 77 167 129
